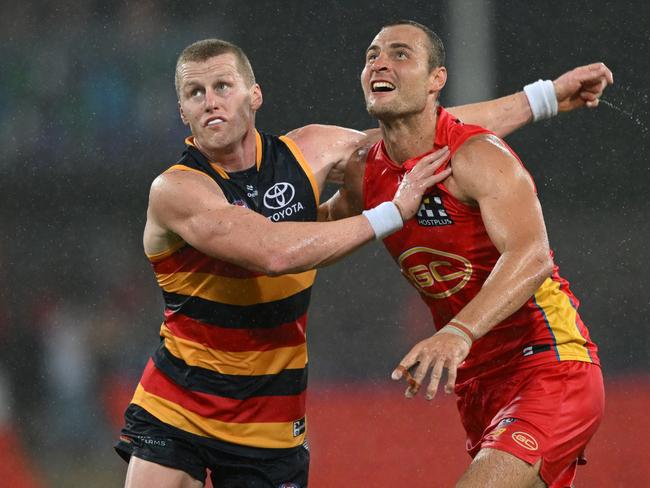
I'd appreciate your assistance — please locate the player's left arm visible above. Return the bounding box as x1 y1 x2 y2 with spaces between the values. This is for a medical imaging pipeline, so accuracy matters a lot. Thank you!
392 135 553 400
447 62 613 138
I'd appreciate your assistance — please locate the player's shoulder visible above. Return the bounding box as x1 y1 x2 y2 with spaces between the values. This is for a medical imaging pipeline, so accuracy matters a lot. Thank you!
454 133 518 170
150 165 217 202
452 133 530 196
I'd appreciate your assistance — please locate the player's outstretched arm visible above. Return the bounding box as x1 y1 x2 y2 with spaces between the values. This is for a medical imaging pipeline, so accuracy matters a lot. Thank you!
144 152 449 275
392 135 552 401
447 62 613 138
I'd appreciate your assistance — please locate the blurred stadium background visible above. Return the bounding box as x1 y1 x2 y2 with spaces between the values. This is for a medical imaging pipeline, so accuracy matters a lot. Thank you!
1 0 648 486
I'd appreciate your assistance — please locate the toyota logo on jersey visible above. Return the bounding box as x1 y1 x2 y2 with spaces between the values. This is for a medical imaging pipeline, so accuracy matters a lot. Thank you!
264 182 295 210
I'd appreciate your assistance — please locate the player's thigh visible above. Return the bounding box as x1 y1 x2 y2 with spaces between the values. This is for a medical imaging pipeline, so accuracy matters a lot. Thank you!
125 456 204 488
456 447 546 488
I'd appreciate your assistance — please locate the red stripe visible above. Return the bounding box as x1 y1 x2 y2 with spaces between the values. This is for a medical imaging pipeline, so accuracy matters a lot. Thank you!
164 310 307 352
152 246 262 278
140 360 306 423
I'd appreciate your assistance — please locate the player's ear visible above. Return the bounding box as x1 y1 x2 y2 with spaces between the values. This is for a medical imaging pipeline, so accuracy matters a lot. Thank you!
179 101 189 126
429 66 447 94
251 83 263 111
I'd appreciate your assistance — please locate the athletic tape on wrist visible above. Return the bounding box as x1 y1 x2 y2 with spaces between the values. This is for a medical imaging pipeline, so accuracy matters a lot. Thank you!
437 322 474 347
362 201 403 240
448 319 476 342
523 79 558 121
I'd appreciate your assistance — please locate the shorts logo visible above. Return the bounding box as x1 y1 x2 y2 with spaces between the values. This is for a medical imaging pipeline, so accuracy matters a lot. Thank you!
512 431 539 451
398 247 473 299
264 182 295 209
293 417 306 437
278 484 300 488
416 194 453 227
488 427 507 439
498 417 517 427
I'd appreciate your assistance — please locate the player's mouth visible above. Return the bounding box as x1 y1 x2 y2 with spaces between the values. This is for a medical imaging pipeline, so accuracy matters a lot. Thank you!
371 81 396 93
205 116 226 127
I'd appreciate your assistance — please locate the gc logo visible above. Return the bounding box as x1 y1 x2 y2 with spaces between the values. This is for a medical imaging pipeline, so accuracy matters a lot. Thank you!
398 247 472 299
263 182 295 209
511 431 539 451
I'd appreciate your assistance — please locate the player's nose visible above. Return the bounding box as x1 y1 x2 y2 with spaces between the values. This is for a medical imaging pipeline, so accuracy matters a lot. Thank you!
371 52 390 72
204 89 221 111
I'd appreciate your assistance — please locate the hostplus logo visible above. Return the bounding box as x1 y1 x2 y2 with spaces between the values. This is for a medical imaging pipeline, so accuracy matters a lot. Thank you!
417 194 453 226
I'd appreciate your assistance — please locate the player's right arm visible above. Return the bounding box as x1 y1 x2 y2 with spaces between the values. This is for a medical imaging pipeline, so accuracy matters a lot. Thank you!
144 155 448 275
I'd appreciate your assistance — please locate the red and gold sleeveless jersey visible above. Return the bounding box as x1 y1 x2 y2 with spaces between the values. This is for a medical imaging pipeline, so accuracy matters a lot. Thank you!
130 130 319 449
363 107 599 383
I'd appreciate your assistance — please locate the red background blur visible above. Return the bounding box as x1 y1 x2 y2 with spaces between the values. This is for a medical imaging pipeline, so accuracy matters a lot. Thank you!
306 378 650 486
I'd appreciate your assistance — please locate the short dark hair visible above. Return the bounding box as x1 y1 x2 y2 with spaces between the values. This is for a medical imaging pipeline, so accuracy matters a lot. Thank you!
175 39 256 96
381 20 446 71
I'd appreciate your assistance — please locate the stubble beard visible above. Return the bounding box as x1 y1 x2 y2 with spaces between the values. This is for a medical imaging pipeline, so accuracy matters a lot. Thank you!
366 97 424 122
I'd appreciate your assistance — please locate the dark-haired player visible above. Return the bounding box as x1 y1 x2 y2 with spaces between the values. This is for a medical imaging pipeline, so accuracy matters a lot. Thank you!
324 21 610 487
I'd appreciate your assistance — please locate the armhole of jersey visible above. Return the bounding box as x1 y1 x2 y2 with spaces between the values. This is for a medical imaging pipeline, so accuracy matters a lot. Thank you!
279 135 320 206
164 164 216 181
146 239 186 263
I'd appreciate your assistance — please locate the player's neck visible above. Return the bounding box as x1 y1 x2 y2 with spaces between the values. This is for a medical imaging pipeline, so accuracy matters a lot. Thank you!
196 127 258 172
380 106 438 165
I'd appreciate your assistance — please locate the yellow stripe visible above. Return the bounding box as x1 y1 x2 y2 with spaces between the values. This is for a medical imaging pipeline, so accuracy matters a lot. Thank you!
255 130 263 170
132 384 305 449
146 239 186 262
164 164 212 180
183 136 230 179
209 163 230 179
155 269 316 306
279 135 320 206
161 325 307 375
534 278 592 362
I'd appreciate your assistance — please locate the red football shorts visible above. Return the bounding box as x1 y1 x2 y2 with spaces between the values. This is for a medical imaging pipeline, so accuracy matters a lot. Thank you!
455 361 604 487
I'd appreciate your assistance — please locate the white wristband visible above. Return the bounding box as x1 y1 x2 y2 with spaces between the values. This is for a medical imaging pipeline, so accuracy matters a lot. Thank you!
362 201 403 240
523 79 558 121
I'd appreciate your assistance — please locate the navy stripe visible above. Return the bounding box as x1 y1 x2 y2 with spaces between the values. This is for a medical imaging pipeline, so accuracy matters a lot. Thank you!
152 345 308 400
162 287 311 329
120 404 303 458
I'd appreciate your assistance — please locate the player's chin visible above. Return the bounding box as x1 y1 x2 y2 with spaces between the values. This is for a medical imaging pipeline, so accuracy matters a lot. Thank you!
366 102 398 119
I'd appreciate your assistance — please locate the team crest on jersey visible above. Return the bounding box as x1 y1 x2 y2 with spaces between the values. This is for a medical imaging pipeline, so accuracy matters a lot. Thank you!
416 194 453 227
398 247 472 299
231 199 248 208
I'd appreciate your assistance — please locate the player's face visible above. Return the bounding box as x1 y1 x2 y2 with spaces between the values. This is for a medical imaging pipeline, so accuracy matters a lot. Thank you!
177 53 261 157
361 25 441 120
